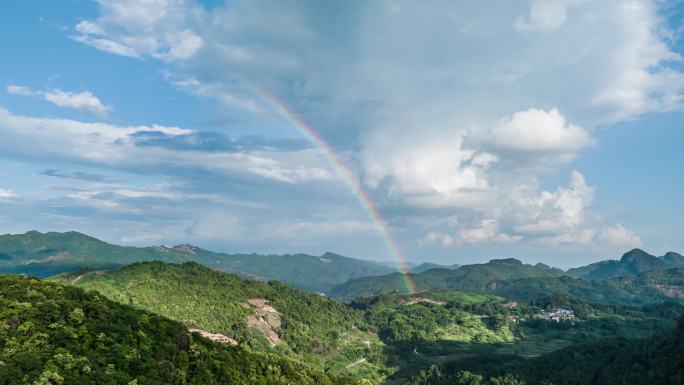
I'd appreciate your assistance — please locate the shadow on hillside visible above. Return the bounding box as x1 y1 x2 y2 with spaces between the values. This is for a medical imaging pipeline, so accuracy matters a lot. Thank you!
379 338 513 384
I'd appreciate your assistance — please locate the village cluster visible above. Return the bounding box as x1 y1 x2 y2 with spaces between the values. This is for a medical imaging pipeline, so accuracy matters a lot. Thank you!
535 308 575 322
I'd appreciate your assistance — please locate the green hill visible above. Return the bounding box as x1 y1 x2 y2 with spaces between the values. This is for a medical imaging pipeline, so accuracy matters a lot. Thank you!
330 258 564 302
566 249 684 280
0 231 395 292
411 262 460 274
51 261 390 382
487 274 681 306
51 261 684 384
0 274 357 385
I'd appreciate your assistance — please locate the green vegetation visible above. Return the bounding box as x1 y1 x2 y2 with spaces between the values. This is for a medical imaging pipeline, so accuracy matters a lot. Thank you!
46 260 684 383
0 274 358 385
486 274 681 306
330 259 566 302
566 248 684 280
331 260 684 307
404 314 684 385
0 231 395 292
51 261 389 382
352 290 683 380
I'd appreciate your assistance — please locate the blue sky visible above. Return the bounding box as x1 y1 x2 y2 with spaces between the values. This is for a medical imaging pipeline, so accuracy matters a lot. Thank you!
0 0 683 268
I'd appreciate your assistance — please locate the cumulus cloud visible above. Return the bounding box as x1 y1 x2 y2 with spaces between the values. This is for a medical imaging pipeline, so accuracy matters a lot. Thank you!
487 108 594 153
599 224 643 248
513 170 594 234
458 219 522 244
6 85 111 118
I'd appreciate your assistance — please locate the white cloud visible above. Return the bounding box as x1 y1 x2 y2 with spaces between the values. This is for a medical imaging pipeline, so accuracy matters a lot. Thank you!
0 108 330 184
0 189 15 199
361 132 492 202
6 85 111 118
6 85 32 96
43 90 111 119
72 0 204 61
458 219 522 244
599 224 643 248
538 228 597 246
487 108 594 153
513 170 594 234
591 1 684 121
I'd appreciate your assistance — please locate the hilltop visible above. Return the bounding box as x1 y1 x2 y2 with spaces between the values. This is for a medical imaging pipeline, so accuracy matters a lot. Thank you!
566 249 684 280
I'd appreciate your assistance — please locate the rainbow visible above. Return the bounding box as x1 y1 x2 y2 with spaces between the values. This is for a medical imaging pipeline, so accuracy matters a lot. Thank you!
247 85 417 295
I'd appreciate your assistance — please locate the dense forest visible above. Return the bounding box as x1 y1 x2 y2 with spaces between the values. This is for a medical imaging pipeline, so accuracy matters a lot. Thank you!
51 261 390 382
0 275 359 385
51 261 684 383
330 260 684 306
404 314 684 385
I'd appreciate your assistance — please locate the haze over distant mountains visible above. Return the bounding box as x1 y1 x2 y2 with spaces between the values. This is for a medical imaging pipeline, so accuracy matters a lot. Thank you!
0 230 395 292
1 231 683 304
1 231 683 291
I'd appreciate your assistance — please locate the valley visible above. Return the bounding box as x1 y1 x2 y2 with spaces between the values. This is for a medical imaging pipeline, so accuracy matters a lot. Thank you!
2 232 684 384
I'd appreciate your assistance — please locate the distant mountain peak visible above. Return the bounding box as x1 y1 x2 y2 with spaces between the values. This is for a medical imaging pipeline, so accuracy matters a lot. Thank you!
321 251 343 258
488 258 522 265
620 248 656 262
661 251 684 267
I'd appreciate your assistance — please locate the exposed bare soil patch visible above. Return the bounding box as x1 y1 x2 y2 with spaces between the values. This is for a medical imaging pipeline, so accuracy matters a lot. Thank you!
245 298 282 347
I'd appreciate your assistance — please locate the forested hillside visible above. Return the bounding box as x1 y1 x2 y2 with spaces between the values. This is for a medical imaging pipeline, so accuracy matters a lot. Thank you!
51 261 390 382
332 262 684 307
0 231 395 292
405 314 684 385
566 249 684 280
53 261 684 383
0 274 358 385
330 259 565 302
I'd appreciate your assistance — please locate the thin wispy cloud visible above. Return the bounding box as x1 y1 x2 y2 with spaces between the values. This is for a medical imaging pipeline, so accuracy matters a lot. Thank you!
6 85 111 118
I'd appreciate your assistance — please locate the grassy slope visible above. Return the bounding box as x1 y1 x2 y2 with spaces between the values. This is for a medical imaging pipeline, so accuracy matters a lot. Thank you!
0 274 357 385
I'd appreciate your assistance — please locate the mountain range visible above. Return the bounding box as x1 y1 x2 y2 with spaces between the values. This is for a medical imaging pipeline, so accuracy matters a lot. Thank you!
330 251 684 304
566 248 684 280
0 230 395 292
